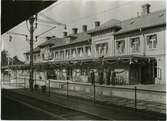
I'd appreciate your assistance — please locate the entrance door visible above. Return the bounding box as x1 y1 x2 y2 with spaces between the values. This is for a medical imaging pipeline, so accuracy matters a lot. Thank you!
141 63 154 84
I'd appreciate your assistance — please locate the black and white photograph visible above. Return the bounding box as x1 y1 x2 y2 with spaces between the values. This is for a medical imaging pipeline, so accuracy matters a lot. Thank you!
1 0 166 120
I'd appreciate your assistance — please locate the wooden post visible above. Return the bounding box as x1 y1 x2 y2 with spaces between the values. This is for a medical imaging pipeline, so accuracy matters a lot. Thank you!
67 79 69 97
24 77 26 89
134 86 137 110
48 79 50 97
16 70 17 87
93 82 96 103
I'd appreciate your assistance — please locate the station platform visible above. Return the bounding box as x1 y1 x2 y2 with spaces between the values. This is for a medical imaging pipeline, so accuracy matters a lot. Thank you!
3 88 165 120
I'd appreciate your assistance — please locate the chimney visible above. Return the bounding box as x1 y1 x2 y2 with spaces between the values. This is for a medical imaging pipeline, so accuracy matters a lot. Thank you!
46 36 52 40
63 32 68 37
72 28 78 34
141 3 151 15
82 25 87 32
94 21 100 28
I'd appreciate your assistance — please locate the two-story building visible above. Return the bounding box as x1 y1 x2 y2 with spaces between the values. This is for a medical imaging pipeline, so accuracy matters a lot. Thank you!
9 4 166 86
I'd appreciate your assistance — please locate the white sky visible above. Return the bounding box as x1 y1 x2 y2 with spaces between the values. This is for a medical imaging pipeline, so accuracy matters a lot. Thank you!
1 0 165 61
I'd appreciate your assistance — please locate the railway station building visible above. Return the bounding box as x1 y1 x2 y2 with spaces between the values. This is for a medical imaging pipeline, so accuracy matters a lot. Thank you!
7 4 166 86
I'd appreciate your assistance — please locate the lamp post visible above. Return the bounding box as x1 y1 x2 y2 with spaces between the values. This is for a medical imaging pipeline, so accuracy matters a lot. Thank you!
28 15 37 91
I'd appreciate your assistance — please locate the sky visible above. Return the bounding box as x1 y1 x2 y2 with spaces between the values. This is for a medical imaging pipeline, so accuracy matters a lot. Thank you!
1 0 165 61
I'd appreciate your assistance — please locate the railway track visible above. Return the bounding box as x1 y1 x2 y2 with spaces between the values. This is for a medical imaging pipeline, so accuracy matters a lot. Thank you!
2 90 105 120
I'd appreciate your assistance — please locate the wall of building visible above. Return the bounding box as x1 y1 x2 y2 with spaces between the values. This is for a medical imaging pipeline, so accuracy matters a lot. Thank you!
115 26 165 84
51 42 91 61
91 32 114 58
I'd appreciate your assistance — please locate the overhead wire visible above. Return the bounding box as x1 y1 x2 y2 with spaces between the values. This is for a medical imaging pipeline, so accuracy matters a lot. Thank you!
39 13 66 26
7 32 28 37
26 20 30 33
6 1 133 41
10 22 26 32
68 1 132 24
36 25 57 38
34 1 132 38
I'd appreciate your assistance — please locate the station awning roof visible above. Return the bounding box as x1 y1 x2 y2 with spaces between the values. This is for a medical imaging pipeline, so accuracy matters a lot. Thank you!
1 0 56 34
2 55 156 70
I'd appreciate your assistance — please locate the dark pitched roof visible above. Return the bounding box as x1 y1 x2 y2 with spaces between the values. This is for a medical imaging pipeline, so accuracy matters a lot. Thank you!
25 46 40 54
88 19 122 34
51 32 91 49
49 38 66 49
70 32 91 43
38 37 64 48
114 10 166 35
25 37 64 54
88 10 165 35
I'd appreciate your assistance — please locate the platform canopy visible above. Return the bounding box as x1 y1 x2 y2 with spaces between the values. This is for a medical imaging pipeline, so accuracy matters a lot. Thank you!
1 0 56 34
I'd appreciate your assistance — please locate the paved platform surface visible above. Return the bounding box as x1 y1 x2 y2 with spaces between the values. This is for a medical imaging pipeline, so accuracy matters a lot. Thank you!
6 88 166 120
2 82 166 114
49 87 166 114
2 90 104 120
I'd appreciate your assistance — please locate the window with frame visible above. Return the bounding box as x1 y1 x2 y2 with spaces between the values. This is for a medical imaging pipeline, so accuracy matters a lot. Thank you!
96 43 108 56
55 51 59 59
65 49 70 58
157 68 161 80
52 51 54 57
34 55 36 61
85 46 91 56
72 48 76 58
130 37 140 52
60 50 64 59
77 47 84 57
26 55 29 61
42 54 45 60
147 34 157 49
116 40 125 54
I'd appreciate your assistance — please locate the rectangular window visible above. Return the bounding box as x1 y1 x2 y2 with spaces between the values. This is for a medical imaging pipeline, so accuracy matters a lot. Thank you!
26 55 29 61
77 47 84 57
65 49 70 59
42 54 44 60
96 44 100 55
72 48 76 58
55 51 59 59
34 55 36 61
85 46 91 56
147 34 157 49
157 67 161 80
116 40 125 54
130 37 140 52
96 43 108 56
60 50 64 59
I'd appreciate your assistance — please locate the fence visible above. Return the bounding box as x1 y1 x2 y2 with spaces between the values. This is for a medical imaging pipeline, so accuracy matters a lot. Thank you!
1 77 166 111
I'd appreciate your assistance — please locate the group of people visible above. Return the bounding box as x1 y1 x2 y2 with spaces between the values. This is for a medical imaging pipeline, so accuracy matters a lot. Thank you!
45 68 127 85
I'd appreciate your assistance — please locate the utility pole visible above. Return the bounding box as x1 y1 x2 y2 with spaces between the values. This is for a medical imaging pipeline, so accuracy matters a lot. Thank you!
28 15 37 91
